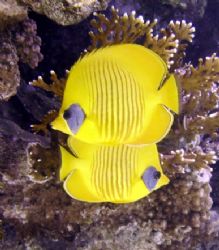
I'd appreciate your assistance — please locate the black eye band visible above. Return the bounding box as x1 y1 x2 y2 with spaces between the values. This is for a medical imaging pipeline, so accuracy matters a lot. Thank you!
63 104 85 134
142 166 161 191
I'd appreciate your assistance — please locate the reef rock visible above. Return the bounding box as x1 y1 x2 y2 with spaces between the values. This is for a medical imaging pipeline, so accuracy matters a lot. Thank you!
20 0 110 25
0 0 27 30
0 33 20 100
0 17 43 100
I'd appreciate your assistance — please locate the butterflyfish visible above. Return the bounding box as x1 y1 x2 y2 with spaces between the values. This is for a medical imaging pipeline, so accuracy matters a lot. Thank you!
51 44 179 145
59 136 169 203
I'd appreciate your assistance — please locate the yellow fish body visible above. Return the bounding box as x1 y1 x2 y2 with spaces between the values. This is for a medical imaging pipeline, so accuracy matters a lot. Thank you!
60 137 169 203
52 44 179 145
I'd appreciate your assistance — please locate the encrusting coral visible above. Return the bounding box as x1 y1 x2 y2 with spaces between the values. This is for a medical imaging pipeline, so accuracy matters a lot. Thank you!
14 18 43 69
1 5 219 250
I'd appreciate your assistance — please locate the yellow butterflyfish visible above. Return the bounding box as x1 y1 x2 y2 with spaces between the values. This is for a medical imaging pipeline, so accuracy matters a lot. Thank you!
51 44 179 145
59 137 169 203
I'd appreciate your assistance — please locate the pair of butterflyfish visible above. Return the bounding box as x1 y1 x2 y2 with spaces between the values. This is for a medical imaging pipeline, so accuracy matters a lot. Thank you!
51 44 179 203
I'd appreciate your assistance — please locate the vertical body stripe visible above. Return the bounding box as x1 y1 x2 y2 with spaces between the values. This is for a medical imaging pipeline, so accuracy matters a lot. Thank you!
91 145 138 201
86 57 145 142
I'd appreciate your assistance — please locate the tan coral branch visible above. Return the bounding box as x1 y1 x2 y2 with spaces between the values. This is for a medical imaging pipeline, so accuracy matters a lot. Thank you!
178 54 219 92
143 31 178 68
88 6 156 51
31 109 58 134
30 70 68 99
161 148 217 175
184 112 219 136
169 20 195 43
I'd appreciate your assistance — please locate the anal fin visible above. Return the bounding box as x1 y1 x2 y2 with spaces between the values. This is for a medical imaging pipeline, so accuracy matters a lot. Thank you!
59 146 78 181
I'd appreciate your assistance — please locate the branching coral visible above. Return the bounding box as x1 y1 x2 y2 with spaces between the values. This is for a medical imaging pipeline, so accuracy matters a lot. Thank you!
88 6 157 50
163 54 219 145
29 70 68 133
161 149 217 177
88 6 195 68
30 70 68 99
161 20 195 70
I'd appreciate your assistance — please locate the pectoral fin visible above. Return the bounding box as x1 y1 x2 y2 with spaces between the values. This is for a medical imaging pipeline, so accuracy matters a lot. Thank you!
67 136 96 159
131 104 173 144
59 146 78 181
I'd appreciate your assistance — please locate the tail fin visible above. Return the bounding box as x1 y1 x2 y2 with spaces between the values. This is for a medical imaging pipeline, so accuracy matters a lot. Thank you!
158 74 179 114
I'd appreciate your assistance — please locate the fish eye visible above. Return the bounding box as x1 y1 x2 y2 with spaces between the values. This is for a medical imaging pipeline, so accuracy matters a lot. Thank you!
153 170 161 180
142 166 161 191
63 104 85 134
63 109 72 119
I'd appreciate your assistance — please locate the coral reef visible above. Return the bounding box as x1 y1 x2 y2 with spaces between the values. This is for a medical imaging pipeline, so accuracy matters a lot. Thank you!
0 1 219 250
88 7 195 69
0 147 217 249
0 0 107 100
0 16 43 100
14 18 43 69
30 70 67 99
20 0 110 25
